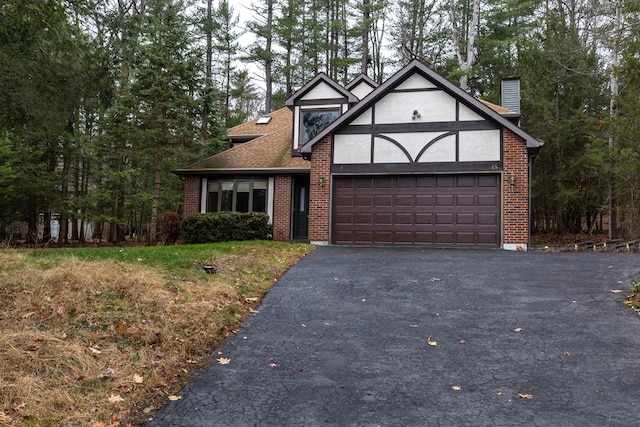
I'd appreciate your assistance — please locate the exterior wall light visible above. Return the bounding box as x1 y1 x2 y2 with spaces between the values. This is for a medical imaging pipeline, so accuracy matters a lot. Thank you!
318 175 325 187
508 172 517 186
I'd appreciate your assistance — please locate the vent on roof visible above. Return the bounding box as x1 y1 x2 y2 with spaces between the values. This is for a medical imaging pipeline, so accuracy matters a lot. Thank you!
256 116 272 124
501 78 520 114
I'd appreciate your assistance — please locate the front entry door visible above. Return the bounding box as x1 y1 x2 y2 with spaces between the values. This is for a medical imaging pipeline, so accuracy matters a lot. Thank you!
293 178 310 240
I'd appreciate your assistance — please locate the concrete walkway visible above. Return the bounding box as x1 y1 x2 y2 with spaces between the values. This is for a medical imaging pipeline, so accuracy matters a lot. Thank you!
148 247 640 426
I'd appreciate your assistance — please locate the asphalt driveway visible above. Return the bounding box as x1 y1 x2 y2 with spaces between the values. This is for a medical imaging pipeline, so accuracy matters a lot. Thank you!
148 247 640 426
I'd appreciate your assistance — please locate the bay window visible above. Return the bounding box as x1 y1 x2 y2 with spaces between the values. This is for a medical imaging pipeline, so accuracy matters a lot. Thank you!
206 179 268 213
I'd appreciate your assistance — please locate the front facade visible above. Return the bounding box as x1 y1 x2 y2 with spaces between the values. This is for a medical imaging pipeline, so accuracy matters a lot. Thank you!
176 59 541 250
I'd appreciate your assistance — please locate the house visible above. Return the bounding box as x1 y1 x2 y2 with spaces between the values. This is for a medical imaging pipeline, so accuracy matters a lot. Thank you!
175 59 541 250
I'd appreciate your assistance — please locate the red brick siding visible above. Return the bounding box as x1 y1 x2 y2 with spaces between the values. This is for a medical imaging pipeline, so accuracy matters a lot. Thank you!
183 176 201 216
273 175 293 241
309 136 332 242
502 129 530 246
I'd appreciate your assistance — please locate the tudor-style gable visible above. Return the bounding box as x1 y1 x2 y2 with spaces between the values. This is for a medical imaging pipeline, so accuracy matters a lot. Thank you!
345 74 378 100
300 59 540 160
285 73 358 151
332 70 503 167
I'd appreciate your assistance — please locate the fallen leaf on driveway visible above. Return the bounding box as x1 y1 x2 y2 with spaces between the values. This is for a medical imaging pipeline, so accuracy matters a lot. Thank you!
459 339 466 345
451 385 462 391
610 289 623 294
518 393 533 399
564 351 571 357
168 395 182 401
430 277 441 282
513 328 523 332
268 363 277 368
217 357 231 365
427 336 437 346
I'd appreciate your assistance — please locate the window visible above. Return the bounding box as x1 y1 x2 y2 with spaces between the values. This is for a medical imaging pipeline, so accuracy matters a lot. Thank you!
301 109 339 144
206 179 268 213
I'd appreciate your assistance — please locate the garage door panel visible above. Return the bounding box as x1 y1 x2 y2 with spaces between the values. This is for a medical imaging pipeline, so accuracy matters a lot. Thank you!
373 177 393 188
478 213 498 225
374 195 393 206
334 213 354 225
456 175 476 187
394 213 413 224
436 176 455 187
456 213 476 225
333 175 500 247
416 195 434 206
477 232 499 245
478 194 498 207
354 213 373 225
372 231 392 243
455 232 476 244
394 195 413 206
414 232 433 243
355 178 374 189
335 195 355 207
415 213 433 224
435 231 454 244
435 213 454 224
393 231 413 243
375 213 393 225
354 196 373 207
436 195 454 206
456 194 475 206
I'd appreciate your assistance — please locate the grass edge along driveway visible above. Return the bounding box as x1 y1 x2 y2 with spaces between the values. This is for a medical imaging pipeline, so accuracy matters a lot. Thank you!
0 241 313 427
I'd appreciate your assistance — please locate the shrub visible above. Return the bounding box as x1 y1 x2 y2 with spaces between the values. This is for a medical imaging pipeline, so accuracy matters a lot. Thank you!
180 212 272 244
158 212 182 245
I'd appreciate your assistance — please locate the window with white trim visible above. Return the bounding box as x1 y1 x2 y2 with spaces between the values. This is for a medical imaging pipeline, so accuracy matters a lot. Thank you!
206 179 268 213
301 109 340 144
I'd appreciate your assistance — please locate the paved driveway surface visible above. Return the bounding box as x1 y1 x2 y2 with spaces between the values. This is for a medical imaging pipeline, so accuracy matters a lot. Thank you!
149 247 640 426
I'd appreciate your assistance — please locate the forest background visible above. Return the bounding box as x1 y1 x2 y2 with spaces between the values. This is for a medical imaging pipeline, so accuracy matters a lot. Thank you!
1 0 639 245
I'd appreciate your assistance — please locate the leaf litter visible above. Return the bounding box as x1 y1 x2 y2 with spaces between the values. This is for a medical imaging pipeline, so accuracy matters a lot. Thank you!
0 243 312 426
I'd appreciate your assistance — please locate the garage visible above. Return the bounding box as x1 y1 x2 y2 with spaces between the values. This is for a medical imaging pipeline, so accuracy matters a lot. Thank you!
332 174 501 246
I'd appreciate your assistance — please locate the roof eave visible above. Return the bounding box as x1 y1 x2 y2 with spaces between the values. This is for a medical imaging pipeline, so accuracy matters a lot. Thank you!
174 167 310 176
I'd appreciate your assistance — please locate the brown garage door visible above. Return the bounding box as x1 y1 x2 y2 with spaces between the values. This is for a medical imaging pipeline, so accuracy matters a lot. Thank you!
333 175 500 246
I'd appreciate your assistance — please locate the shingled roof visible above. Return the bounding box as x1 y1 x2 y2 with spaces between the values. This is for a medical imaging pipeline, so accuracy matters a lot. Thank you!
174 107 309 175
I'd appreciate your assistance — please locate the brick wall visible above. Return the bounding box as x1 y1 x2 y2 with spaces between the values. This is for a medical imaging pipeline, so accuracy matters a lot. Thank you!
308 136 332 243
273 175 293 241
502 129 530 247
183 176 201 216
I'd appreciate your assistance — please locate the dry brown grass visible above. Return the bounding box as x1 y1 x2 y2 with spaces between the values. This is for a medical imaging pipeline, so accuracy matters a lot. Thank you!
0 243 313 426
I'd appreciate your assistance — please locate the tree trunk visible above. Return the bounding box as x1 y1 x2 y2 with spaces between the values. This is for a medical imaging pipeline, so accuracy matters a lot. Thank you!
361 0 370 75
149 148 163 245
265 0 273 112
